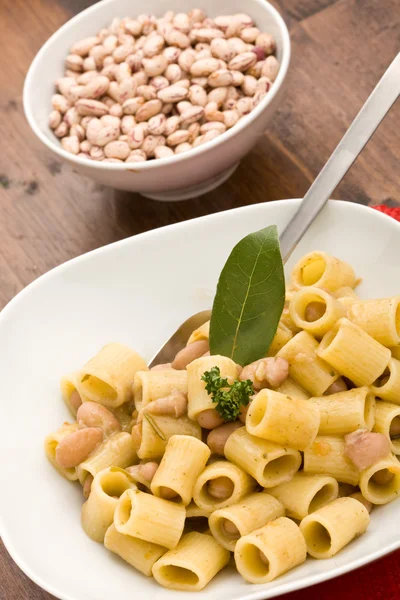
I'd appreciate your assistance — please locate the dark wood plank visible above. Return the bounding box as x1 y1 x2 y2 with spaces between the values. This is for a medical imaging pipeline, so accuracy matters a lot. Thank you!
1 0 400 597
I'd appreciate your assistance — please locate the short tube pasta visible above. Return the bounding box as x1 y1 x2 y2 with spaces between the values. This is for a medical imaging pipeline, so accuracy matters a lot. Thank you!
290 251 356 292
60 373 87 417
187 320 210 345
133 369 188 410
187 355 238 420
151 435 210 505
137 414 201 460
224 427 302 487
303 435 360 485
246 389 320 451
209 493 284 551
235 517 307 583
277 331 339 396
104 523 166 576
300 497 370 558
77 343 147 408
44 422 80 481
77 432 137 485
318 318 391 386
114 489 185 549
373 400 400 454
359 455 400 504
192 460 256 511
268 473 339 520
152 531 230 591
289 287 346 338
81 467 137 542
276 378 310 401
371 358 400 404
266 323 293 357
310 387 376 435
347 296 400 347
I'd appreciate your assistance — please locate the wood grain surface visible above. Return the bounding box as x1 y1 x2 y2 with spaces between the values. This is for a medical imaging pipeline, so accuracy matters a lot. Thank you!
0 0 399 598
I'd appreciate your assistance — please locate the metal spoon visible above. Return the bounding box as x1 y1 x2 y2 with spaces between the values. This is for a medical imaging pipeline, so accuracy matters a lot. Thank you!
149 52 400 367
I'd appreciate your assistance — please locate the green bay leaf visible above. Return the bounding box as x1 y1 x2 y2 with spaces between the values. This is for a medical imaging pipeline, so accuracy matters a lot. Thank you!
209 224 285 366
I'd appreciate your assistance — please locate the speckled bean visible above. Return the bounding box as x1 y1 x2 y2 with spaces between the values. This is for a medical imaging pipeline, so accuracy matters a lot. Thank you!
167 129 190 146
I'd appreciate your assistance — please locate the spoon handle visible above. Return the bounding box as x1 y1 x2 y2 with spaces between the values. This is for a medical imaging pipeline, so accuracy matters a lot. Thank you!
279 52 400 263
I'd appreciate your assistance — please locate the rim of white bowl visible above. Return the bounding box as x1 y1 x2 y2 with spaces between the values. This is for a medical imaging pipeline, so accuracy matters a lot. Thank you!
23 0 291 171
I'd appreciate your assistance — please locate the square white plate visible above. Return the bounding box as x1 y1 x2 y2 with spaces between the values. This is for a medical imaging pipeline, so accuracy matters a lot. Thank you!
1 199 399 600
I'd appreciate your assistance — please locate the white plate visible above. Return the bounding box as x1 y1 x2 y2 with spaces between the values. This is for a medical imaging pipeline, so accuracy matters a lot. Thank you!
1 199 399 600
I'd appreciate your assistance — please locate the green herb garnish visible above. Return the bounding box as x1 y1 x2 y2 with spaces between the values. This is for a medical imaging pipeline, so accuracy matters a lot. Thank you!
201 366 254 422
209 225 285 365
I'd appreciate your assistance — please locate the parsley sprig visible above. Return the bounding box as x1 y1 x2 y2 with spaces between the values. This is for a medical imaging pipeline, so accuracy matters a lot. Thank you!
201 366 254 422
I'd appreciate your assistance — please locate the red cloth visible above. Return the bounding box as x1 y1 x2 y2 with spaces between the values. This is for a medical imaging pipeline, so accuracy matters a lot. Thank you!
282 203 400 600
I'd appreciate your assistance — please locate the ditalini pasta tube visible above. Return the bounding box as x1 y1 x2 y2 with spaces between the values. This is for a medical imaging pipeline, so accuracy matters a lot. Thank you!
347 296 400 347
235 517 307 584
187 320 210 345
290 251 356 291
373 401 400 454
104 524 166 576
276 377 310 401
152 531 230 591
246 389 320 451
187 355 238 420
277 331 339 396
268 473 339 520
300 497 370 558
266 323 293 357
309 387 376 435
137 414 201 460
151 435 210 505
133 369 187 410
77 432 137 485
77 343 147 408
317 318 391 387
304 436 360 485
44 422 79 481
60 373 87 417
192 460 256 511
370 358 400 404
114 489 185 549
359 454 400 504
81 467 137 542
289 287 346 338
209 493 284 551
224 427 301 487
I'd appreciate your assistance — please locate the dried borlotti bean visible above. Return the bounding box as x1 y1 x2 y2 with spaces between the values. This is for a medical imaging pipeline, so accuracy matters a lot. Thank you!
49 9 279 162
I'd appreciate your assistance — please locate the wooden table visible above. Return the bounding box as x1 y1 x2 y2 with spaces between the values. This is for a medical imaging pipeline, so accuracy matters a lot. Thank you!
1 0 399 598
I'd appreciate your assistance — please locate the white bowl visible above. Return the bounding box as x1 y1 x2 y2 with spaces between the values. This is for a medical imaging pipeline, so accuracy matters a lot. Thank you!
23 0 290 201
0 199 399 600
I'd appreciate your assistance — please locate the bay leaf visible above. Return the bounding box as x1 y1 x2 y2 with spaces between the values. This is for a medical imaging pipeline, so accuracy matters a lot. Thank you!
209 224 285 365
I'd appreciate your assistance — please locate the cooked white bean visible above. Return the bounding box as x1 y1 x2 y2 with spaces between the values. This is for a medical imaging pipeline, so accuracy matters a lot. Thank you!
56 427 103 468
77 401 121 434
197 408 225 429
207 476 234 499
207 422 243 455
